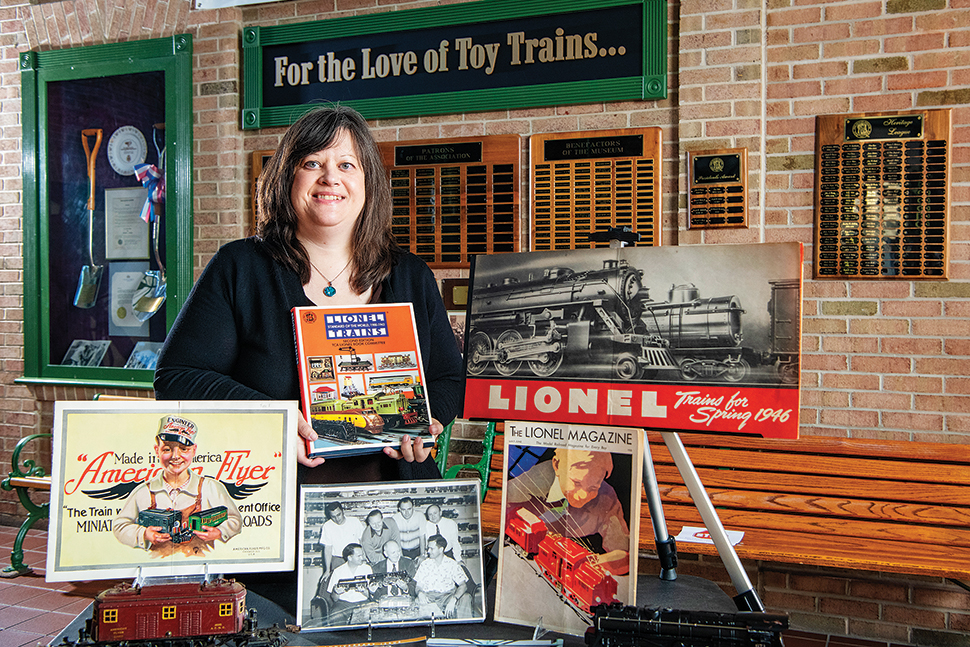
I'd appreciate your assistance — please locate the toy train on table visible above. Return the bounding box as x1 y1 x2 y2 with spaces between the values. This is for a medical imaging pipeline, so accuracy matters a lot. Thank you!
136 506 228 544
467 258 799 384
586 602 788 647
505 508 618 616
57 580 286 647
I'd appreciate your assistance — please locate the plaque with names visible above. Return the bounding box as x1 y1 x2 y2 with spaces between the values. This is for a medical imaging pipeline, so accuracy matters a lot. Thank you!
379 135 520 268
687 148 748 230
813 109 950 280
530 128 662 250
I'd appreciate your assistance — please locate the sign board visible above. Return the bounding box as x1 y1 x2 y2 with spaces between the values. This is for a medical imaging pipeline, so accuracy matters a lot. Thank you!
462 243 803 439
242 0 667 128
530 128 662 250
813 109 951 279
379 135 521 268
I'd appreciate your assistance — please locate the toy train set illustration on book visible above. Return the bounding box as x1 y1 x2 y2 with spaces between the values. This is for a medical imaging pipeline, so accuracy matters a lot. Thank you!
293 304 434 458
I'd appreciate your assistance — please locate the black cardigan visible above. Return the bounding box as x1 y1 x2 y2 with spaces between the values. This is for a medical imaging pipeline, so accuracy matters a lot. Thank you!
154 237 464 481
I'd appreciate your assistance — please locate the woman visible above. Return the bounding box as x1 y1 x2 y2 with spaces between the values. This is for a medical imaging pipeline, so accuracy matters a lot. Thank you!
155 105 463 480
154 105 464 611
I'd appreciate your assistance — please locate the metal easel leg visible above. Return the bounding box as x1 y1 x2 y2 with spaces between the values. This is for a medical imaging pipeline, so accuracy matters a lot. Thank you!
642 429 678 581
660 430 765 612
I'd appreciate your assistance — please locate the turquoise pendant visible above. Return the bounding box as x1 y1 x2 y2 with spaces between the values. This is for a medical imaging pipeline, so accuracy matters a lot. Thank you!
323 285 336 297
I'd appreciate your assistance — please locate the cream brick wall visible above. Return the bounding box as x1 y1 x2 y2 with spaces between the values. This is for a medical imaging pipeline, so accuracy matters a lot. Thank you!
1 0 968 642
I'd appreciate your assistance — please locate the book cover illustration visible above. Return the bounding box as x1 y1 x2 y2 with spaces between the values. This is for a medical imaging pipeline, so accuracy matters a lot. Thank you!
293 304 433 458
47 400 299 581
495 420 642 636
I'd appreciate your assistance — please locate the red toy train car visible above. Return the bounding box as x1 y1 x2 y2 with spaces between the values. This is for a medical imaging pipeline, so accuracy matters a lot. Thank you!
61 579 285 647
506 508 618 614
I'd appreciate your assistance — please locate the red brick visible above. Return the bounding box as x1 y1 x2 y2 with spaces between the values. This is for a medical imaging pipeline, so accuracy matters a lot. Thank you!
819 597 879 619
881 411 945 432
884 376 945 396
888 70 949 90
883 604 947 627
848 355 913 373
852 391 913 411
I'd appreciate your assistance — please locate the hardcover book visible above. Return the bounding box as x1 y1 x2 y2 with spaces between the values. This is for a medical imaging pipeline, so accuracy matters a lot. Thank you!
293 303 434 458
495 420 643 636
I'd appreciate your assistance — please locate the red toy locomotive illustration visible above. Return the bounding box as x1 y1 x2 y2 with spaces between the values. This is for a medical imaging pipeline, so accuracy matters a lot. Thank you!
505 508 618 615
60 580 285 647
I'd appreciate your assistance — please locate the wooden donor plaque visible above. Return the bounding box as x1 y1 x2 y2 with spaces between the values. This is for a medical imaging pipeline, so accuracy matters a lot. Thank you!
530 128 662 250
378 135 521 268
687 148 748 230
813 109 951 279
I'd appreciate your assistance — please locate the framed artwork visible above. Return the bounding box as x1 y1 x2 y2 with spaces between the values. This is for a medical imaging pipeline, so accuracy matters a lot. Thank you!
46 400 300 582
297 479 485 631
462 243 803 439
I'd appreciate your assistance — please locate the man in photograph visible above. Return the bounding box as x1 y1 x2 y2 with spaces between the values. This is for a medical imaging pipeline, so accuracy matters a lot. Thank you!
326 543 373 625
113 415 242 556
320 501 365 578
360 509 400 564
414 534 472 619
506 447 630 574
392 496 426 559
371 539 416 600
423 503 461 561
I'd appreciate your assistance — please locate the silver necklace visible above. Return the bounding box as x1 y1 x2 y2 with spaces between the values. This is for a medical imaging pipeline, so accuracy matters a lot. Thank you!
307 258 352 297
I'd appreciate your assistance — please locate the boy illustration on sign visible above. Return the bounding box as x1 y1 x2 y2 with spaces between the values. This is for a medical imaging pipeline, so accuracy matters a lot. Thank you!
506 447 630 574
113 415 243 557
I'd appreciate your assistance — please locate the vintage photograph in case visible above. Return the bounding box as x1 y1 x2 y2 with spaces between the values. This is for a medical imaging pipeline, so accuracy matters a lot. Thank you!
47 400 299 581
297 479 486 632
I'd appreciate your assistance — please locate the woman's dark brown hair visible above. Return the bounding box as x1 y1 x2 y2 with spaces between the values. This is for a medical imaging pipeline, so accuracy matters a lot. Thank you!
255 104 399 293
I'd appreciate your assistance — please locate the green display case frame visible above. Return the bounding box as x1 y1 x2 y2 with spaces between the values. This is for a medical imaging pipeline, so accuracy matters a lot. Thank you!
19 35 194 389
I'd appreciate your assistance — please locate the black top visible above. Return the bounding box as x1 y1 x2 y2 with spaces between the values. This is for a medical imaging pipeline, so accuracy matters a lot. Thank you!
154 237 464 482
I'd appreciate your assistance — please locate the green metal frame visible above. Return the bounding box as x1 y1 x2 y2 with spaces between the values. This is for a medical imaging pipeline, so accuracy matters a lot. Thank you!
242 0 667 128
436 421 497 502
19 35 194 389
1 434 52 577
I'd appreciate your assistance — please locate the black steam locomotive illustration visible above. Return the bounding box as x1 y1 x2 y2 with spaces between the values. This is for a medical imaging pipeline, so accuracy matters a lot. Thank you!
466 258 799 384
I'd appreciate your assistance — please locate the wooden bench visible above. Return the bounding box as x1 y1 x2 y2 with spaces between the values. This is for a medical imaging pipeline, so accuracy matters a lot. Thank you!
1 433 52 577
480 427 970 582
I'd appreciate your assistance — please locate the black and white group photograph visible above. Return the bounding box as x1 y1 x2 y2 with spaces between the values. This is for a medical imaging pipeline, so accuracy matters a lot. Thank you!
297 479 486 631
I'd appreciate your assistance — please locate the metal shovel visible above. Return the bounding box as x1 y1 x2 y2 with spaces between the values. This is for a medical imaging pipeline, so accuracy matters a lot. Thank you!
73 128 103 309
131 213 166 321
132 124 166 321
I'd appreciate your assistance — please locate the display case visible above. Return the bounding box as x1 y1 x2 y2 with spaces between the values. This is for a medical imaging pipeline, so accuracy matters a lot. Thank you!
20 35 194 388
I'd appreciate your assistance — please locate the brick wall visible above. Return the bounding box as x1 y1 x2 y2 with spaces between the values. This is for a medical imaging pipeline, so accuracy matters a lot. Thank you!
1 0 968 643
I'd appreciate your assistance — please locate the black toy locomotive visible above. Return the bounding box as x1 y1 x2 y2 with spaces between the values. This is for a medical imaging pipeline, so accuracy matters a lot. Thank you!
586 602 788 647
467 258 800 384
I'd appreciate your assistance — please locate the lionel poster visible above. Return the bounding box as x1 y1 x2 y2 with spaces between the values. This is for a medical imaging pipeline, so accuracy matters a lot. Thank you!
462 242 803 439
47 400 299 581
496 420 642 636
